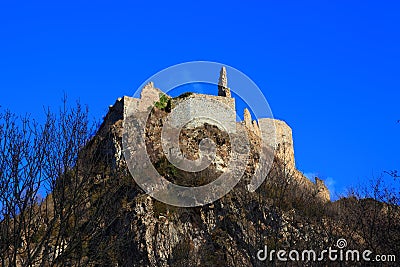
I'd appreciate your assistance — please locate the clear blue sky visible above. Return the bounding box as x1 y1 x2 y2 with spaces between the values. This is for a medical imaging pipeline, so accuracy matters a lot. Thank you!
1 1 399 198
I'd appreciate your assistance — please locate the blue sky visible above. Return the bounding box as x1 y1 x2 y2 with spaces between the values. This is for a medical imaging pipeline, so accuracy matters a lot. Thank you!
1 1 399 198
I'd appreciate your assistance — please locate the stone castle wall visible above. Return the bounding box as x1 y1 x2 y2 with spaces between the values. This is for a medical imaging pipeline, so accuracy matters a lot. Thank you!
170 93 236 133
258 118 296 170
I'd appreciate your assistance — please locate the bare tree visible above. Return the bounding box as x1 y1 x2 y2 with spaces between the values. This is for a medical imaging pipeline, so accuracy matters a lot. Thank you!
339 175 400 258
0 99 98 266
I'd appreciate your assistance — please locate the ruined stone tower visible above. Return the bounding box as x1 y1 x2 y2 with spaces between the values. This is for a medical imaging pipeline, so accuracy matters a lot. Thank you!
218 66 231 97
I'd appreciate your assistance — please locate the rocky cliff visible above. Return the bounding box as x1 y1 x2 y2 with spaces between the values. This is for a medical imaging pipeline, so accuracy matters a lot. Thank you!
73 93 331 266
1 82 398 267
68 85 395 266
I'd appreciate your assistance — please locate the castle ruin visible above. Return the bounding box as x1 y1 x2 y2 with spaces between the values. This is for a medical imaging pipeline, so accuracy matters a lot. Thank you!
109 67 330 202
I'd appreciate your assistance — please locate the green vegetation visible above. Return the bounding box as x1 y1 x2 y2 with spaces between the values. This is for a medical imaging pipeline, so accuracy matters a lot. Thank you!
154 157 179 178
174 92 193 99
154 93 171 110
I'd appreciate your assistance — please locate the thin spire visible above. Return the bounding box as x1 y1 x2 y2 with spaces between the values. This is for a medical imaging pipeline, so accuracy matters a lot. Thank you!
218 66 231 97
218 66 227 88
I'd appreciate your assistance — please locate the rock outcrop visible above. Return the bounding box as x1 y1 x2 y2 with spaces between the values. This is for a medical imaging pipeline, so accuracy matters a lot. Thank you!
76 93 336 266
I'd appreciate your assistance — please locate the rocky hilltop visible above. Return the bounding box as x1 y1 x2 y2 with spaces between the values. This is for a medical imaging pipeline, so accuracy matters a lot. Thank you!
59 69 396 266
77 83 334 266
2 68 398 267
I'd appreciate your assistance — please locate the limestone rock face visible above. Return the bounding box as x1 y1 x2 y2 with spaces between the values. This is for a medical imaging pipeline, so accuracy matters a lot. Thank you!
315 177 330 201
